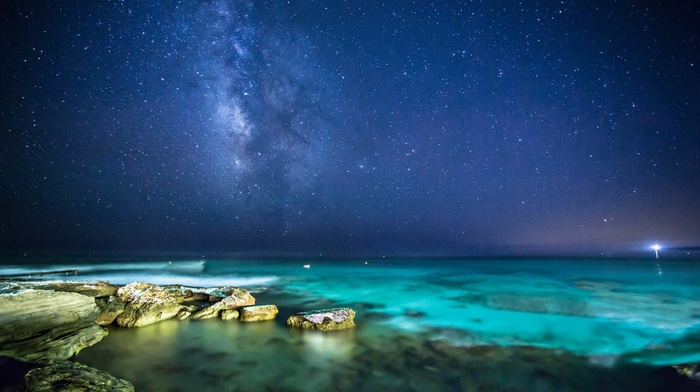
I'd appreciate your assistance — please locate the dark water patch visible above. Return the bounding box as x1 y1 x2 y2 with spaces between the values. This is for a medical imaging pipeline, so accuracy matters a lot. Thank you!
0 356 36 391
402 309 426 318
177 345 207 357
568 278 624 292
423 276 486 289
152 362 189 374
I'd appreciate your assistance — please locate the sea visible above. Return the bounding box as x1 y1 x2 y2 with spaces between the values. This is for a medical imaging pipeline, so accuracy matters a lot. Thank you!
2 256 700 391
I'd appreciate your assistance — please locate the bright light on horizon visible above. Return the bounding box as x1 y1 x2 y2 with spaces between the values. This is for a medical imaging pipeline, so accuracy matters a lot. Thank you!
651 243 661 259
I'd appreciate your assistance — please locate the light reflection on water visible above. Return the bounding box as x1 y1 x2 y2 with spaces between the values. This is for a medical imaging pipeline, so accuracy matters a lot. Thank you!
79 318 363 391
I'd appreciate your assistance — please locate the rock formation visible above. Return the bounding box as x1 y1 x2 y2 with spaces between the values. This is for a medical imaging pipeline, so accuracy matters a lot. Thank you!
95 296 126 326
221 309 239 320
115 282 183 327
239 305 278 322
1 280 119 298
25 360 134 392
190 287 256 320
0 289 105 361
286 308 356 331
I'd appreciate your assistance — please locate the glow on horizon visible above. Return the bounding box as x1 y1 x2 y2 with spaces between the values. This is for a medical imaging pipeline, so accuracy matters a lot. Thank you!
651 243 661 259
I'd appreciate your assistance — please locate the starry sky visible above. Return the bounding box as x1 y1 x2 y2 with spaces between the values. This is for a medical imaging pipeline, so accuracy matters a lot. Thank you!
1 0 699 256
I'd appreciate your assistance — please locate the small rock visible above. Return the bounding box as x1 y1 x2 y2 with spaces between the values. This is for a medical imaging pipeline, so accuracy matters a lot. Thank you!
25 360 134 392
286 308 356 331
239 305 278 322
673 364 700 380
221 309 239 320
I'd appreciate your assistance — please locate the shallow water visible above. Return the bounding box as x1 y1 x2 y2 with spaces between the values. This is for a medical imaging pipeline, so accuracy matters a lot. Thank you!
2 257 700 391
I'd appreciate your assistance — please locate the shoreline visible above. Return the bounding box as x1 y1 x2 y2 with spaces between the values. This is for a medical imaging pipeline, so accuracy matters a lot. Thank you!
1 275 700 391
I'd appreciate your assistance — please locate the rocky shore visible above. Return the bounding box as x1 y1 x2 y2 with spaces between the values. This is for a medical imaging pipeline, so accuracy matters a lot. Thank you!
0 278 355 391
2 276 699 391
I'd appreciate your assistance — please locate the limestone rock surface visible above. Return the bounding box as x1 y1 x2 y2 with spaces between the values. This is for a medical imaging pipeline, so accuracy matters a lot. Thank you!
0 289 104 360
1 280 118 298
239 305 278 322
115 282 183 327
221 309 239 320
3 324 106 362
25 360 134 392
286 308 356 331
95 296 126 326
30 281 119 298
191 288 255 320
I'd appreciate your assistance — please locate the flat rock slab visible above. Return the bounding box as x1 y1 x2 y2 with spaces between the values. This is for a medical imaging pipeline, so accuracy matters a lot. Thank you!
25 360 134 392
239 305 278 322
1 280 118 298
0 289 104 360
286 308 356 331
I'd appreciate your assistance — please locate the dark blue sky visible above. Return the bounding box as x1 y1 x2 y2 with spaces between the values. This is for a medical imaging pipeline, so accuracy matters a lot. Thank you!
1 0 698 256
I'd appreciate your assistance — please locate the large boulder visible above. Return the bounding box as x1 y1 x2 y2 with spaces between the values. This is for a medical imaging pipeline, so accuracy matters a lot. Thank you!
25 360 134 392
115 282 183 327
191 288 255 320
0 289 105 361
286 308 356 331
239 305 278 322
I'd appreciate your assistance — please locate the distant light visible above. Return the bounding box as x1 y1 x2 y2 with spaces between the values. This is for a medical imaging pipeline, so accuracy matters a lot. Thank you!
651 244 661 251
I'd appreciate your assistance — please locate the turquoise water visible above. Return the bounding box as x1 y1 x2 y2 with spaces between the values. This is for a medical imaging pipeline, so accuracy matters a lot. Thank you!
2 257 700 391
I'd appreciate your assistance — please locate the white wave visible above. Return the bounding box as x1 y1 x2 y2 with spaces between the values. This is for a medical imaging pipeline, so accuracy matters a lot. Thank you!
0 260 206 276
64 272 279 288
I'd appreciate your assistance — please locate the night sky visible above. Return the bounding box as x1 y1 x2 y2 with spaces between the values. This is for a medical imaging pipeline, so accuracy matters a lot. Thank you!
1 1 699 256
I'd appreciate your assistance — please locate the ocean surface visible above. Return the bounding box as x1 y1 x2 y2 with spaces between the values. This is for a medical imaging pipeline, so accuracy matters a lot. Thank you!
2 257 700 391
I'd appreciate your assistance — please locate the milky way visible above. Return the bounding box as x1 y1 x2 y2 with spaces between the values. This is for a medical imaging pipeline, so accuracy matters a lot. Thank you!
1 1 698 255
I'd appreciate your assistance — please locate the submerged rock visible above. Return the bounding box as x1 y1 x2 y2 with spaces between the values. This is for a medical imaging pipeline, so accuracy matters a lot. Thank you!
239 305 278 322
95 296 126 326
25 360 134 392
286 308 356 331
673 364 700 380
0 289 104 361
115 282 183 327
